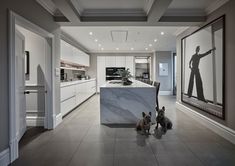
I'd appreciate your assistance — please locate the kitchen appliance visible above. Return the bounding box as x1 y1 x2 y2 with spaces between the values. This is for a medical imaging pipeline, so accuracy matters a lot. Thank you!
106 67 125 80
142 72 149 79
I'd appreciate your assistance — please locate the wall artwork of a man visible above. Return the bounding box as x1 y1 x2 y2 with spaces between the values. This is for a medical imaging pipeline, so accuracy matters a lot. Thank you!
181 16 225 119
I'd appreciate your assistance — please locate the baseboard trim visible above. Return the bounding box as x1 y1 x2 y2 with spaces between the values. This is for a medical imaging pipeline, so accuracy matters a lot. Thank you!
54 113 62 128
0 148 10 166
176 102 235 144
26 116 44 126
159 91 172 95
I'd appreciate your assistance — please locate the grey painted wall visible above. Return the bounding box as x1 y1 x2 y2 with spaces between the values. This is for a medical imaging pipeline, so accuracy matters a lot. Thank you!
0 0 60 152
176 0 235 130
155 51 173 91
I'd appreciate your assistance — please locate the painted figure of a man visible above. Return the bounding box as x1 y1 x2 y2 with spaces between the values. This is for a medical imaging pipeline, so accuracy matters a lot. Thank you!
187 46 215 102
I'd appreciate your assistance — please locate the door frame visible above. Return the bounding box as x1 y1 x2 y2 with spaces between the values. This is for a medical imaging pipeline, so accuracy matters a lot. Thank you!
9 11 55 162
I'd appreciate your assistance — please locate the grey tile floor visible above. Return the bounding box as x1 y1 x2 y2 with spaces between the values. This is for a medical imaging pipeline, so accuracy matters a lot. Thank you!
11 95 235 166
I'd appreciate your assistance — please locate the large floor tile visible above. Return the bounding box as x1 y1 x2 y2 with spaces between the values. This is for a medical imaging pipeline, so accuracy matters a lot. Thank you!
11 95 235 166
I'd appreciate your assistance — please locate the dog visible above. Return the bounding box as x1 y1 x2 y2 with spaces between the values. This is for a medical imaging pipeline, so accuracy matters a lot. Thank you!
136 112 152 134
156 106 172 132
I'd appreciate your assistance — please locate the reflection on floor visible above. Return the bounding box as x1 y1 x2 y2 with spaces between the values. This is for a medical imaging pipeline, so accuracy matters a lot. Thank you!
11 95 235 166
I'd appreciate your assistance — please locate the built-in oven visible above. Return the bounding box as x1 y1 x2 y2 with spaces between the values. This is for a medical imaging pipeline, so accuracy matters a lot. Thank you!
106 67 125 80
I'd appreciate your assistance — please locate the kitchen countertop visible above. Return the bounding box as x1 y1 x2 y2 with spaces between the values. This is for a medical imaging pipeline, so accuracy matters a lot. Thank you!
100 79 154 88
61 78 96 88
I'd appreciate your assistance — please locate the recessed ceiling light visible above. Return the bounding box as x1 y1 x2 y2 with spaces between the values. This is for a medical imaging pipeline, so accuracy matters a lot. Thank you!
161 32 164 35
94 39 98 42
149 44 152 47
131 48 134 50
154 39 158 42
116 48 119 50
101 48 104 50
98 44 101 47
145 48 148 50
89 32 93 35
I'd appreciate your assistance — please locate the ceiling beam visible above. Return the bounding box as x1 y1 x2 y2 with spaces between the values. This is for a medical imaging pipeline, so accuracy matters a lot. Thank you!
147 0 173 22
159 16 207 22
52 0 81 23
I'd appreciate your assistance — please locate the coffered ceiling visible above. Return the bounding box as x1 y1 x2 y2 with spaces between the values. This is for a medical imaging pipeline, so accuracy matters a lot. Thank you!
36 0 228 53
37 0 228 26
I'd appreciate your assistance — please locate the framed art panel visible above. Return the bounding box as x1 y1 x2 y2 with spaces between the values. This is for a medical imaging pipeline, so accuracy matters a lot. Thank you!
159 63 168 76
181 15 225 119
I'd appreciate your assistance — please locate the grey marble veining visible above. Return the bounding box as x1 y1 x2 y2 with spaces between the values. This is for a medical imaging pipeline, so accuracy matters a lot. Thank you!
100 84 156 124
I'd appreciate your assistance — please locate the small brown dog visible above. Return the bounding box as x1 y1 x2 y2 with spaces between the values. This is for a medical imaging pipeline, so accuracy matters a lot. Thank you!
136 112 152 134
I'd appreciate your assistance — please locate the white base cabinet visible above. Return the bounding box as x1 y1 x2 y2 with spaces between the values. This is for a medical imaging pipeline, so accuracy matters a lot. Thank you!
60 79 96 116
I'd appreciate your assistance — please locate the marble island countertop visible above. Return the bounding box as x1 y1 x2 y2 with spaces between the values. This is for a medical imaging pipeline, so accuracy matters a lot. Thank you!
101 79 153 88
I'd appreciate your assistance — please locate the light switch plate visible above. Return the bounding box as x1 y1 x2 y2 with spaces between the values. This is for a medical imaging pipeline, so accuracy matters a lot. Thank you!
55 68 60 77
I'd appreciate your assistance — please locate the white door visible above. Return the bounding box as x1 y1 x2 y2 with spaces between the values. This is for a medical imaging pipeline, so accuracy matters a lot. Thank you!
15 29 26 141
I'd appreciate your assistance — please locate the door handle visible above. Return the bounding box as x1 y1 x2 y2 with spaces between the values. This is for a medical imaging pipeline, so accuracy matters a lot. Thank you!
24 90 47 94
24 91 30 94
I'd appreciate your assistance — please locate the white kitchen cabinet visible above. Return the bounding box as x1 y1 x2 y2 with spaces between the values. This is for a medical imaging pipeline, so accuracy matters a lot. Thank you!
81 52 90 67
61 40 73 62
97 55 135 92
105 56 116 67
60 85 76 102
61 96 76 116
115 56 126 67
97 56 106 92
125 56 135 76
61 79 96 117
61 40 90 66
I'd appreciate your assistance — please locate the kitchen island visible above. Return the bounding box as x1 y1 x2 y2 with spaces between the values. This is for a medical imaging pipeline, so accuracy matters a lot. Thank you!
100 80 156 124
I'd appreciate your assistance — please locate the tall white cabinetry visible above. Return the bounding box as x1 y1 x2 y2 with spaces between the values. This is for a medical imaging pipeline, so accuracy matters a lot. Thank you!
97 56 135 92
116 56 126 67
97 56 106 93
125 56 135 76
61 40 90 66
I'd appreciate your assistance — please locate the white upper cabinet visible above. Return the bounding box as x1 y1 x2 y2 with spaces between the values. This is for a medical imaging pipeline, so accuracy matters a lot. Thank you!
61 40 73 62
115 56 126 67
61 40 90 66
105 56 116 67
81 52 90 67
125 56 134 76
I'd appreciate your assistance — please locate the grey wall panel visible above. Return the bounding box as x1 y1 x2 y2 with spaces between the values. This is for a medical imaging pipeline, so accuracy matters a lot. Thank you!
155 51 173 91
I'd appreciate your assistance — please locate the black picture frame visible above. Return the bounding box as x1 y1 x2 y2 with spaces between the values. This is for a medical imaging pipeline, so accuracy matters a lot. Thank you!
25 51 30 78
181 15 225 120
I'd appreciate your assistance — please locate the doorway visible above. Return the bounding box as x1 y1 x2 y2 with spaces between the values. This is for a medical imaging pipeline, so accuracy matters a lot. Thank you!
9 11 54 162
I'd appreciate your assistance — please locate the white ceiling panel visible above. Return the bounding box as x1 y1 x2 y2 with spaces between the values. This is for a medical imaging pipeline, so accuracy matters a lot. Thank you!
111 31 128 42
